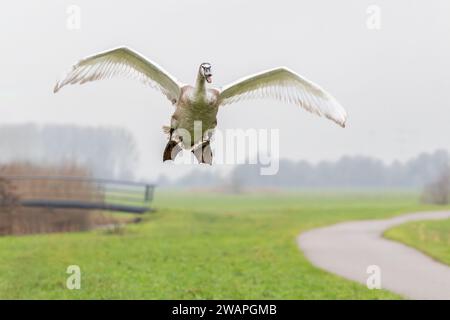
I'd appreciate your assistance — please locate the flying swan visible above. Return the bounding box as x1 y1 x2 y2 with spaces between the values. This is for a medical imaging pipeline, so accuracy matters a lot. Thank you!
54 47 347 164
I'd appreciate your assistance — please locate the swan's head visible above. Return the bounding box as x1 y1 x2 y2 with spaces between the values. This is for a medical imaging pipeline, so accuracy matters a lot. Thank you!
200 63 212 83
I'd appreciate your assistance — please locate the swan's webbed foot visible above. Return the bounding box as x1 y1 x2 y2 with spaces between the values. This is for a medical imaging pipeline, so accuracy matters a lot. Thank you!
163 140 182 162
192 140 212 165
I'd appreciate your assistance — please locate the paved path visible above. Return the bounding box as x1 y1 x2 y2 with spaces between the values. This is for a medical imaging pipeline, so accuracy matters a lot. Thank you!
298 211 450 299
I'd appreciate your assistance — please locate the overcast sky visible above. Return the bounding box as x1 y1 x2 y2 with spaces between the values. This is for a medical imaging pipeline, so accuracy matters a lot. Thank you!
0 0 449 180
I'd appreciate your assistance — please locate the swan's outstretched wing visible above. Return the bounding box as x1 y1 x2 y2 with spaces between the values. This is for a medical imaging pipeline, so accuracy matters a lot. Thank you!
54 47 182 103
218 67 347 127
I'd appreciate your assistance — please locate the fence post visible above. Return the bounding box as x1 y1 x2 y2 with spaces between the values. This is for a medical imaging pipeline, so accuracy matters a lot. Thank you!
144 185 153 202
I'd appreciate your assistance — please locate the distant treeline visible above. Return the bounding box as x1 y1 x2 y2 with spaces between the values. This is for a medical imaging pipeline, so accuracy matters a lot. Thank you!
160 150 450 189
0 124 138 179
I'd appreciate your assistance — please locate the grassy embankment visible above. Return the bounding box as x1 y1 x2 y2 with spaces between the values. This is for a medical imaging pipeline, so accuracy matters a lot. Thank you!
0 190 440 299
385 217 450 266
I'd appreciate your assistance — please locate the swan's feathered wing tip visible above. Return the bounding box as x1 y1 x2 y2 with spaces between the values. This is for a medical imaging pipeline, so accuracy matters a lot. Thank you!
320 90 347 128
341 112 347 128
54 77 69 93
53 81 61 93
327 113 346 128
52 47 182 102
53 74 65 93
218 66 348 128
334 102 348 128
53 62 78 94
336 111 347 128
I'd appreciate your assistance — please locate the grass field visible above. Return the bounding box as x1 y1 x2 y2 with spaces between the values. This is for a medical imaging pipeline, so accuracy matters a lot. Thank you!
385 218 450 266
0 190 441 299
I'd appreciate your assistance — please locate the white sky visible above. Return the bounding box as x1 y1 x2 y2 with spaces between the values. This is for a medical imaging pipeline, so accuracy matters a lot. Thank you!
0 0 449 180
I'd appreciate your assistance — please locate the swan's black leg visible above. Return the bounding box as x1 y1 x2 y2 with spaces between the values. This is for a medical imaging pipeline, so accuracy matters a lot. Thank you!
163 129 182 161
163 140 182 161
192 140 212 165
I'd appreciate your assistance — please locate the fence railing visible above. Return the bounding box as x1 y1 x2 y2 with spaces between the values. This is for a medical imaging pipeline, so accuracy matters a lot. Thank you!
2 176 155 214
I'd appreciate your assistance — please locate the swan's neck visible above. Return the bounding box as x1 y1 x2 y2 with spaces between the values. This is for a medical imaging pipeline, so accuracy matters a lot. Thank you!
194 71 206 98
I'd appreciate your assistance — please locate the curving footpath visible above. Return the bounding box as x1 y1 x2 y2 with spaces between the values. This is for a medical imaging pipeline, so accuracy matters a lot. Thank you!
298 211 450 300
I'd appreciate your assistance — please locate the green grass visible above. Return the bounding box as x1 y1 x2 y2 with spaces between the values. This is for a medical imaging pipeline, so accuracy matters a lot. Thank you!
385 217 450 266
0 190 439 299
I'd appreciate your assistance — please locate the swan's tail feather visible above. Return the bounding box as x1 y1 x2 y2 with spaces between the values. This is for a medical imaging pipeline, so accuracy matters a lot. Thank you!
162 125 171 134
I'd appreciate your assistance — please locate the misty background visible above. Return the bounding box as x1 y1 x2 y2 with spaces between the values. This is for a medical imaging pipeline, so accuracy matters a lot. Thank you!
0 0 449 185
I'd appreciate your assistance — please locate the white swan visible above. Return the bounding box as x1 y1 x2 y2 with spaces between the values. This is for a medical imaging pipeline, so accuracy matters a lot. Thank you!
54 47 347 164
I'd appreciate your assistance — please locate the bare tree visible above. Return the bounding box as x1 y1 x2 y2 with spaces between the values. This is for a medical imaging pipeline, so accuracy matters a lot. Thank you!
422 166 450 205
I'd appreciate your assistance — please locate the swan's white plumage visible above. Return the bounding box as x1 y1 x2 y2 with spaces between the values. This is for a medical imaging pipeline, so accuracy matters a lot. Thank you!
218 67 347 127
54 47 348 162
54 47 182 103
54 47 347 128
